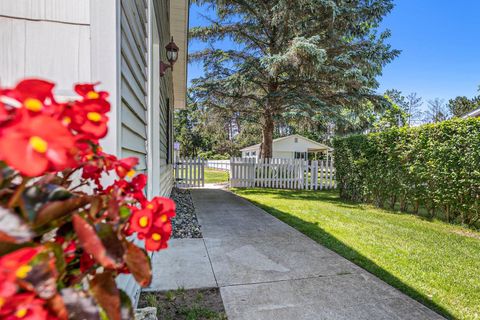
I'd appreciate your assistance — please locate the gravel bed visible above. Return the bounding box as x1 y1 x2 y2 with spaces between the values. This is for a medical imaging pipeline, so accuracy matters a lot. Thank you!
170 188 202 239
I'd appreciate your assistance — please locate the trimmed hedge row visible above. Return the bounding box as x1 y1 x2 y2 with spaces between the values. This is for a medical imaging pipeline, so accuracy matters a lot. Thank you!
333 118 480 227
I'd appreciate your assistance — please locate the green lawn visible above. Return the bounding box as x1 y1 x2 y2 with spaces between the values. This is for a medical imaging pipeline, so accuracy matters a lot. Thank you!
233 188 480 320
204 169 229 184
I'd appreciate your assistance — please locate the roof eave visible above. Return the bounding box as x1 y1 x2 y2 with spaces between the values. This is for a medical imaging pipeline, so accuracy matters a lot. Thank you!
170 0 189 109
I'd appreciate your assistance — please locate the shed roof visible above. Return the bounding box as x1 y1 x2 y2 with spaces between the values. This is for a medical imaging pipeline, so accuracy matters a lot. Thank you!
462 107 480 118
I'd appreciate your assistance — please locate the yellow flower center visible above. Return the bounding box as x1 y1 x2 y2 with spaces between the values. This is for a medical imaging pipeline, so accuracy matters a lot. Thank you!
127 169 136 178
146 203 154 210
139 216 149 228
15 308 28 318
160 215 168 223
86 91 100 99
29 136 48 154
24 98 43 112
62 116 72 125
87 112 102 122
0 297 5 308
152 233 161 241
16 265 32 279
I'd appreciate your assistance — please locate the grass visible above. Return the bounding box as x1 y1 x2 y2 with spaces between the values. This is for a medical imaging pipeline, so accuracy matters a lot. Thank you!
204 169 229 184
232 188 480 320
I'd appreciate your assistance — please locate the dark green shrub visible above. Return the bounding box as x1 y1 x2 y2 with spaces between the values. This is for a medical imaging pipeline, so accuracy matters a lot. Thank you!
333 118 480 227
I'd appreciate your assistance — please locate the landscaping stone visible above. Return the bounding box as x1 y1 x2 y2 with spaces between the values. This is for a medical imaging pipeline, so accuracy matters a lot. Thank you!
135 307 157 320
170 188 202 239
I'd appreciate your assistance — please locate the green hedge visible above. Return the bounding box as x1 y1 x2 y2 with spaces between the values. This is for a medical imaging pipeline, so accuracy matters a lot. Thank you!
333 118 480 227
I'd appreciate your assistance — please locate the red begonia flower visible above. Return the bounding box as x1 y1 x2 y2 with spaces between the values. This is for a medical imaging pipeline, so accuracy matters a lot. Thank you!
115 157 139 179
144 225 172 252
0 247 42 298
79 252 95 274
0 115 76 176
0 101 8 122
80 149 117 189
0 292 58 320
74 100 109 139
74 83 109 101
128 209 153 235
2 79 55 114
107 174 147 203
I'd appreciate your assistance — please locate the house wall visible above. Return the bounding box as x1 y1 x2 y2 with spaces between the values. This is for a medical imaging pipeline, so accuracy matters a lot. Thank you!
274 136 314 153
273 151 294 159
1 0 175 306
154 0 175 198
0 0 91 95
117 0 174 304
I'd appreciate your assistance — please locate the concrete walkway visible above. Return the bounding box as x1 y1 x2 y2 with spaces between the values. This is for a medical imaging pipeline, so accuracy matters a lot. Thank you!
147 188 444 320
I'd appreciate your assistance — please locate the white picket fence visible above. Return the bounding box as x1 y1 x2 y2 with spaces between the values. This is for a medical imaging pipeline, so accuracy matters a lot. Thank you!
174 157 205 188
206 160 230 171
230 158 336 190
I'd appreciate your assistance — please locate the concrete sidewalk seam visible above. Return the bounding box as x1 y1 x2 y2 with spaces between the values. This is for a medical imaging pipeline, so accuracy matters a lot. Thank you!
203 237 219 287
218 272 355 288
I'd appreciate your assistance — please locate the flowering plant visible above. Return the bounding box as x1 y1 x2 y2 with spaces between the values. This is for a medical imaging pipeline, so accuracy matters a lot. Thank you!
0 79 175 319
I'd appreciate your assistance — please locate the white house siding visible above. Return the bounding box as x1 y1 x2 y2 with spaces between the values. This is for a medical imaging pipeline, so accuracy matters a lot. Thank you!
155 0 174 198
117 0 175 304
0 0 91 96
1 0 176 306
120 0 149 176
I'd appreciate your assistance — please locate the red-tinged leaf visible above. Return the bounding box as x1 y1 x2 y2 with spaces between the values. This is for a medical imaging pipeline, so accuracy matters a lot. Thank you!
61 288 100 320
97 223 124 267
0 207 33 243
34 196 91 228
119 290 135 320
21 184 69 221
72 214 116 269
124 241 152 287
47 293 68 320
90 271 121 320
107 196 120 221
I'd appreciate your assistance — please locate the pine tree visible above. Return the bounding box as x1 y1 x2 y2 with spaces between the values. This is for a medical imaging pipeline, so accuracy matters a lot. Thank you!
190 0 399 158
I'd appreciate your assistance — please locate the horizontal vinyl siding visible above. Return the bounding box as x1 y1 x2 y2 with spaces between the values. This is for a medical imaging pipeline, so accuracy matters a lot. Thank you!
157 0 174 197
118 0 148 304
120 0 148 174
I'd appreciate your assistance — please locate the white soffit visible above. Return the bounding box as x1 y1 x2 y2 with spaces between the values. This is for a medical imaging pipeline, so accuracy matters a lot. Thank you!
170 0 188 109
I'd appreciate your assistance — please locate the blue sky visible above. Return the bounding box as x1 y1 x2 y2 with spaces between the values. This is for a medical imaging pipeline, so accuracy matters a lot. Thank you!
188 1 480 106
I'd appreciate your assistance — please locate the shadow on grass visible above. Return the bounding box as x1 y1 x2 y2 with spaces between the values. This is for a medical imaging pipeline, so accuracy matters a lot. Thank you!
234 189 454 319
235 188 446 222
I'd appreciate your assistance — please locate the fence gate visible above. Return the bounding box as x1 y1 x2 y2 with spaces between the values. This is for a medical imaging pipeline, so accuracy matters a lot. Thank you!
230 158 336 190
174 157 205 188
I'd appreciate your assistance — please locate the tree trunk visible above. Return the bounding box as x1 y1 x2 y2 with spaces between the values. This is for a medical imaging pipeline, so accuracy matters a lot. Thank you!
261 111 274 159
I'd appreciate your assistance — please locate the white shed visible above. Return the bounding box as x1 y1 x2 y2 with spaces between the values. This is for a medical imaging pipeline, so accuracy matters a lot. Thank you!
241 134 333 159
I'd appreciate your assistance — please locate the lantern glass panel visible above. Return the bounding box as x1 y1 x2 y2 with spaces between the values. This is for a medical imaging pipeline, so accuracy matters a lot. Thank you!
167 50 178 63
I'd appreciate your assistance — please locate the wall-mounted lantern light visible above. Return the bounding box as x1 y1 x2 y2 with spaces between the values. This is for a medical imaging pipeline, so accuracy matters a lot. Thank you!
160 37 179 77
